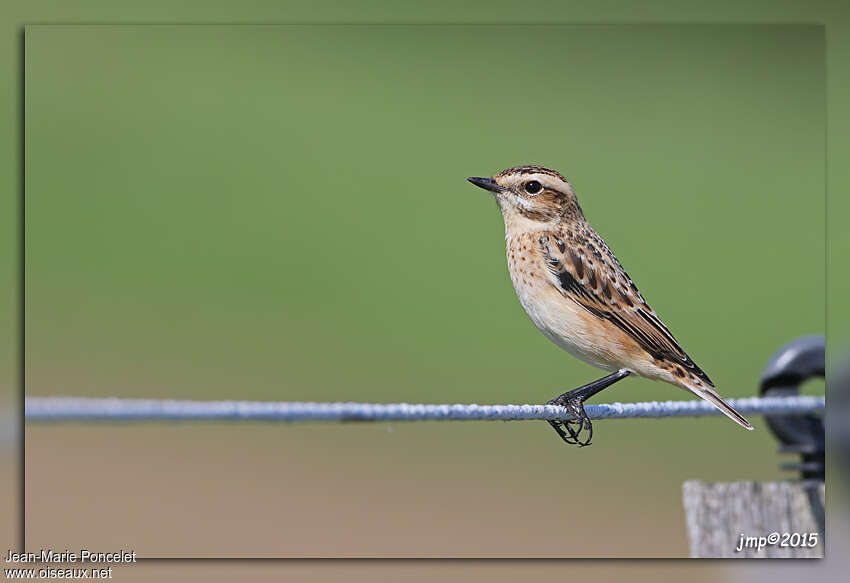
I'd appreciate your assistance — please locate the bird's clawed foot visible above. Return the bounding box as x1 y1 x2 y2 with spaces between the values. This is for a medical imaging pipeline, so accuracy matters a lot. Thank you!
547 393 593 447
545 369 631 447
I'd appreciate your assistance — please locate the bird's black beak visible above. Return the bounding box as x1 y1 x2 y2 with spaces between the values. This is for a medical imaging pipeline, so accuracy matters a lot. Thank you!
467 176 505 194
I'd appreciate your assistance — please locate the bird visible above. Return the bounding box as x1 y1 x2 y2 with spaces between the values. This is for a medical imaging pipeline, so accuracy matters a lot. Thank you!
466 165 753 446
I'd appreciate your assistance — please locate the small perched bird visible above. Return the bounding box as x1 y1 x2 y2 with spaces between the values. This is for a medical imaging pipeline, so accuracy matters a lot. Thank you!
467 165 753 446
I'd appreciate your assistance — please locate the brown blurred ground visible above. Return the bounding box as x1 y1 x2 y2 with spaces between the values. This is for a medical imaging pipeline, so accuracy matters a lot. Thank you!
23 422 740 579
1 441 18 554
26 421 703 558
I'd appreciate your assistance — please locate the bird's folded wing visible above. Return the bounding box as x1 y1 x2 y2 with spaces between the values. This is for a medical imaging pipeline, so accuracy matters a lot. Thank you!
538 232 713 387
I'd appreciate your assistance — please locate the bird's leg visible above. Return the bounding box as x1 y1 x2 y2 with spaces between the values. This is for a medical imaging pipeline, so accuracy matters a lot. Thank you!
546 369 631 447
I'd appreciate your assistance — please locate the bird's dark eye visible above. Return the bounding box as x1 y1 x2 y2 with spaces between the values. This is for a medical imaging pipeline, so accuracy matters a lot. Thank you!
524 180 542 194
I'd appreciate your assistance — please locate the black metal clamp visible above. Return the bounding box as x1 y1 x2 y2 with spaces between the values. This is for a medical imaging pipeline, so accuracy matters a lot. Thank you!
759 335 825 482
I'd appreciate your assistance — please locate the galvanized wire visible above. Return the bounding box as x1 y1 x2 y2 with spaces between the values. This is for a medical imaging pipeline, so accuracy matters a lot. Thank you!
25 395 824 423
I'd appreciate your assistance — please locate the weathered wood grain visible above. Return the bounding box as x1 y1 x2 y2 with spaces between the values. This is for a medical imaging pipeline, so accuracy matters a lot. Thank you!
682 480 824 558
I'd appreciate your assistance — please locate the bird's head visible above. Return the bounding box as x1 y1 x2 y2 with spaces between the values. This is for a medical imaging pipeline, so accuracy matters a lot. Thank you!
467 165 583 226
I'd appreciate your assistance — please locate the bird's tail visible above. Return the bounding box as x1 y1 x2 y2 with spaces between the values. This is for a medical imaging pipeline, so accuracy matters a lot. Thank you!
684 383 753 430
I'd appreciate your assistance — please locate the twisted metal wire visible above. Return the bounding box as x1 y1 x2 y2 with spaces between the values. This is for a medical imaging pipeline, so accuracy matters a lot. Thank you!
25 395 824 423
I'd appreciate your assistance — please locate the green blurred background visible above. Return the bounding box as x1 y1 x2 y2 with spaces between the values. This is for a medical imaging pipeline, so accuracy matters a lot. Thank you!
20 23 824 559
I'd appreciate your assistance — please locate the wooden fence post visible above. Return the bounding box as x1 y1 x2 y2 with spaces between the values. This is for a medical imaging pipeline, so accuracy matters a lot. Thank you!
682 480 824 557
